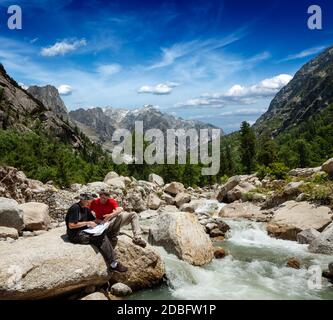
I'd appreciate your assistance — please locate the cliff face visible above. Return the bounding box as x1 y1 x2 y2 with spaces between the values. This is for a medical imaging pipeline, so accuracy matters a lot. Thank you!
27 85 68 117
254 46 333 136
0 64 82 148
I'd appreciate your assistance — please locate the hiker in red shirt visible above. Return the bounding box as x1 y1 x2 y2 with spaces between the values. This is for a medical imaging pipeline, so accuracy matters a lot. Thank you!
90 189 146 248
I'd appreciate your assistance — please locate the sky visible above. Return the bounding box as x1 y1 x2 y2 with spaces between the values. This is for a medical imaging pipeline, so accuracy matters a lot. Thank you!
0 0 332 132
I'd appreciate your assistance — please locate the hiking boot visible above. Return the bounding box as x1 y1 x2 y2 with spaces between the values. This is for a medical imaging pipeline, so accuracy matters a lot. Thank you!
111 262 128 273
132 236 147 248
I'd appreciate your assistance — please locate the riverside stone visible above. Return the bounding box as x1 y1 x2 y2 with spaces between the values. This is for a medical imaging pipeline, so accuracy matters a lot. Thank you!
148 211 214 266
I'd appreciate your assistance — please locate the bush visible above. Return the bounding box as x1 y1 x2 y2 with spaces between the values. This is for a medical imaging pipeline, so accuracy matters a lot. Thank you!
256 162 289 180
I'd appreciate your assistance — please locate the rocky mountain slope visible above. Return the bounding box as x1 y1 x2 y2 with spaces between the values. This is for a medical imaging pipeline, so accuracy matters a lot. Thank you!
27 85 68 118
254 45 333 136
69 105 222 151
0 64 82 148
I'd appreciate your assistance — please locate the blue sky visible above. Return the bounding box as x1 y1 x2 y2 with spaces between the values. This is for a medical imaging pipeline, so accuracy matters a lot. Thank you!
0 0 332 132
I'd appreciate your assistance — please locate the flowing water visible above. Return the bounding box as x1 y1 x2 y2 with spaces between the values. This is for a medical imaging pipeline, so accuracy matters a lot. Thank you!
130 203 333 300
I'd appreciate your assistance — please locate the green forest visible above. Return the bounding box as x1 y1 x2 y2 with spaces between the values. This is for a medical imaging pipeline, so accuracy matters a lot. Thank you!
0 104 332 187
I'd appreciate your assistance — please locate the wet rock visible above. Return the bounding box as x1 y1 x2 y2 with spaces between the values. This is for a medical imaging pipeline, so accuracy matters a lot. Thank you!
309 222 333 254
110 283 132 297
209 228 225 238
214 248 227 259
286 258 301 269
149 211 214 266
297 228 321 244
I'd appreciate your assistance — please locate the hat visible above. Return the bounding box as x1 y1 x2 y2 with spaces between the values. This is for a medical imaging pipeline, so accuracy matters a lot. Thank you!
78 193 97 201
98 189 111 196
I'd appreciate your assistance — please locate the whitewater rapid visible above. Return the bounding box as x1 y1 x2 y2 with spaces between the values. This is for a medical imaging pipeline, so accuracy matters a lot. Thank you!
131 213 333 300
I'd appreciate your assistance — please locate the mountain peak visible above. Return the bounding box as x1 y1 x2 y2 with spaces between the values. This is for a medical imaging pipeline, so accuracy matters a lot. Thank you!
27 85 68 117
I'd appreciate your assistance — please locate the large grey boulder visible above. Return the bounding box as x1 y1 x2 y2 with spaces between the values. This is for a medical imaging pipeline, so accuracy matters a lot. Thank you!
267 201 332 241
19 202 51 231
103 171 119 182
309 223 333 254
147 193 161 210
80 292 108 300
148 211 214 266
296 228 321 244
110 283 132 297
0 198 24 232
0 228 165 299
216 176 242 202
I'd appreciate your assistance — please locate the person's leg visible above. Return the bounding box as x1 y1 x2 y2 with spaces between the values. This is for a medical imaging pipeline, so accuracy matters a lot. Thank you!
117 211 147 247
89 233 128 272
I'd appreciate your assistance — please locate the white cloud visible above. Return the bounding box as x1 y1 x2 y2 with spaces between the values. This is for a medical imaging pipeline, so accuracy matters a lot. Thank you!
41 39 87 57
57 84 73 96
225 74 293 98
18 82 29 90
138 83 174 95
175 74 293 108
280 46 326 62
97 64 122 76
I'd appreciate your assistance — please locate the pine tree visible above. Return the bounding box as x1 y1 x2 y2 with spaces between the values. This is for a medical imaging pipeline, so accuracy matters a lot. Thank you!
240 121 257 173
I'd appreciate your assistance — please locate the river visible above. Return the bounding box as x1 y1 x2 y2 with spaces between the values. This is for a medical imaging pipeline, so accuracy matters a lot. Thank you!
130 212 333 300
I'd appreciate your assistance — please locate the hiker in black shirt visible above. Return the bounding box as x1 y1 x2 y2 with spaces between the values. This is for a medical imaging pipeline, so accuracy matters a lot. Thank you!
65 193 128 273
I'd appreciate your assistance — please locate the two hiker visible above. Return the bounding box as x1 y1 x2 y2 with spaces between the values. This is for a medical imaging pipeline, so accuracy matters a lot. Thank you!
65 190 146 273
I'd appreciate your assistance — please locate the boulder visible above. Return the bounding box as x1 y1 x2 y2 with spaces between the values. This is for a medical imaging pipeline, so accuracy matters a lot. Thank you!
267 201 332 241
110 283 132 297
309 222 333 254
148 211 214 266
109 235 165 290
296 228 321 244
219 202 266 220
0 228 165 299
0 198 24 232
103 171 119 182
105 177 126 189
0 226 19 240
148 174 164 187
161 193 175 205
226 182 256 203
163 182 185 196
180 199 207 213
147 193 161 210
80 292 108 300
19 202 51 231
216 176 242 202
175 192 191 208
86 182 109 191
321 158 333 176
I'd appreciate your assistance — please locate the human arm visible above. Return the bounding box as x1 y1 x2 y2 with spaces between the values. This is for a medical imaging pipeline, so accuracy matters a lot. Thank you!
69 221 97 229
103 206 123 222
